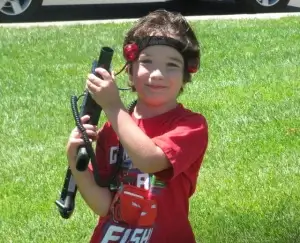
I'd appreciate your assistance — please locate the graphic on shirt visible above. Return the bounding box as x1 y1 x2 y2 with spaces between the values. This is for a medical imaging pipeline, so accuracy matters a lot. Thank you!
101 223 154 243
92 106 207 243
99 147 167 242
119 148 166 195
109 146 128 165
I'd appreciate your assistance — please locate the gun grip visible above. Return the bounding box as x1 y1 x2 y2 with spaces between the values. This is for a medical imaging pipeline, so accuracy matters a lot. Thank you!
55 195 75 219
76 146 90 171
55 169 77 219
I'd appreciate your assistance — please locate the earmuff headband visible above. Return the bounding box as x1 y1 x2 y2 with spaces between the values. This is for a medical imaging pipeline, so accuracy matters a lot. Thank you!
123 36 199 73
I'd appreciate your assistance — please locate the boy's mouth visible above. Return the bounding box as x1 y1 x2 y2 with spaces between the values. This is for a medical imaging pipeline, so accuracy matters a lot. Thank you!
146 84 167 89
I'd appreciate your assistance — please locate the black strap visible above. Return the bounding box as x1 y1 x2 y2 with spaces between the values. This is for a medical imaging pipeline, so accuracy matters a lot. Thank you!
108 100 137 191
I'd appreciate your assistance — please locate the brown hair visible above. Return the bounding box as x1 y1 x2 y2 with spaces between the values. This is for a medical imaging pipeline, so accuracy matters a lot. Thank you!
123 9 200 91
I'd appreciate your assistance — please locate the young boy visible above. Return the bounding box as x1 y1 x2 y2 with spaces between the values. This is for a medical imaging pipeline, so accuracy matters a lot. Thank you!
66 9 208 243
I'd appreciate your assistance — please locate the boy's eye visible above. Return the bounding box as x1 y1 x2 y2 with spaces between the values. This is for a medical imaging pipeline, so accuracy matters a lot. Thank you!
167 62 180 68
140 59 152 64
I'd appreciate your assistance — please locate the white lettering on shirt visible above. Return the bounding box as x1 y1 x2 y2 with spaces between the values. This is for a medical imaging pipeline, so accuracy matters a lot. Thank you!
130 228 144 242
110 147 130 165
120 229 132 243
109 146 119 164
102 225 153 243
140 228 153 243
137 173 150 190
102 225 124 242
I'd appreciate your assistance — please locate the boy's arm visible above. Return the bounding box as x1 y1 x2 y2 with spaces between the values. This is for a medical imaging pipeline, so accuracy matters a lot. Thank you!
104 104 208 177
104 105 171 174
68 159 112 217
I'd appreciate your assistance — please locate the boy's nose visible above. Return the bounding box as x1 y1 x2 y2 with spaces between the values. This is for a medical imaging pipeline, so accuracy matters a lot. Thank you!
149 69 164 81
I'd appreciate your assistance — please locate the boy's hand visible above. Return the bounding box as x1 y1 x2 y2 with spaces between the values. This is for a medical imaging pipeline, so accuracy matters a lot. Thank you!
86 68 122 111
66 115 98 166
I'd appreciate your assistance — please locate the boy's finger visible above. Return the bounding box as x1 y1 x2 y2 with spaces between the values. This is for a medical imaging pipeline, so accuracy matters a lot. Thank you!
69 138 85 145
95 68 112 82
80 115 90 123
111 70 115 80
82 124 97 131
87 79 100 94
74 127 97 136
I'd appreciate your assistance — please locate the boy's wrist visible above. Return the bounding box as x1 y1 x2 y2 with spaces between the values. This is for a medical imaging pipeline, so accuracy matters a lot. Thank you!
103 102 126 118
68 161 91 183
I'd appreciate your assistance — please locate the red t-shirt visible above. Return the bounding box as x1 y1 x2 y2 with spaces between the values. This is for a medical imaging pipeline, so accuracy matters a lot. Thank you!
89 103 208 243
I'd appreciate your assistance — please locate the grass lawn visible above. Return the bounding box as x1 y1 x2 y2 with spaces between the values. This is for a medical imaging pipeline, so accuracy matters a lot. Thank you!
0 16 299 243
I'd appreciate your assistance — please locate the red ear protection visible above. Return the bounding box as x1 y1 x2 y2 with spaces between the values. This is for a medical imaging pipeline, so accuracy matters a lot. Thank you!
123 36 200 73
186 57 199 73
123 43 139 62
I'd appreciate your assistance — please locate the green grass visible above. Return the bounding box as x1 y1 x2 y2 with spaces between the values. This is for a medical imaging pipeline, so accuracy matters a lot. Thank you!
0 16 299 243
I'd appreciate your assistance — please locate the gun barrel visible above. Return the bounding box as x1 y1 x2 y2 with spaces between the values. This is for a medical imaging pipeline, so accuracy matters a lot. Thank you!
97 47 114 71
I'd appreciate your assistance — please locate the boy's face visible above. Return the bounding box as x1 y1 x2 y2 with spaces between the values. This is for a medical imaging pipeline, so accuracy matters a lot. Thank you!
129 45 184 107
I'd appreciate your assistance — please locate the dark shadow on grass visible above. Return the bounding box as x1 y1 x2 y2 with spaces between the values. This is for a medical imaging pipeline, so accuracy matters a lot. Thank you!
4 0 299 23
286 6 300 12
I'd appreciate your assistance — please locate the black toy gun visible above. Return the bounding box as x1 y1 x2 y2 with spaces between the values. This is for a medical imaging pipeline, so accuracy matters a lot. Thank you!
55 46 114 219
